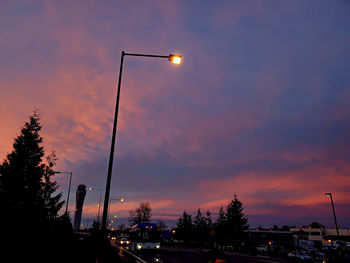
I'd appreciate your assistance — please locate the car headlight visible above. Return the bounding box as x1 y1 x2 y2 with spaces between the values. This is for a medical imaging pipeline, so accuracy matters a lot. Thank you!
126 241 130 244
137 244 142 250
156 244 160 249
120 241 124 244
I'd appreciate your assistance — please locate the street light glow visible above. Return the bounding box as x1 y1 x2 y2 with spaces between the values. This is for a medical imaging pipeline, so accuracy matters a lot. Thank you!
172 56 181 64
169 54 182 64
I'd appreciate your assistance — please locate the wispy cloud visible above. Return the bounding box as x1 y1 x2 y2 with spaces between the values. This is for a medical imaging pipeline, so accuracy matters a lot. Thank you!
1 0 350 227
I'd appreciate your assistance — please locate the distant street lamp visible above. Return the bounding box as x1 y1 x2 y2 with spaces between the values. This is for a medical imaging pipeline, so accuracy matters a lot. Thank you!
54 171 72 215
89 187 102 223
101 51 182 230
107 198 125 229
325 193 339 237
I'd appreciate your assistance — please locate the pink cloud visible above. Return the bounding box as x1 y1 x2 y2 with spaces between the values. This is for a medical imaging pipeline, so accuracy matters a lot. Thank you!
198 161 350 216
1 0 350 227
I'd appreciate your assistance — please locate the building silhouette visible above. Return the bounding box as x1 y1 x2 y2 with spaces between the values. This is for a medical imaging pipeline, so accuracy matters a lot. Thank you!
73 184 86 231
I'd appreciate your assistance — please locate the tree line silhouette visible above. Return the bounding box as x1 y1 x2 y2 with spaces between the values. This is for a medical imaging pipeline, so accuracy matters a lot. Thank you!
175 195 249 247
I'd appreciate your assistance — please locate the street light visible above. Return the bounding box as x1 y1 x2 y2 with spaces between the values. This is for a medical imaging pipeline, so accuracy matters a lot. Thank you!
107 198 125 229
101 51 182 230
54 171 72 215
325 193 339 238
89 187 102 224
169 54 182 64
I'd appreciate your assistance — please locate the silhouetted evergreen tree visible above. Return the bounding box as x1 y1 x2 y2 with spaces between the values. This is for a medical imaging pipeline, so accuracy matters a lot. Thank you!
205 210 213 231
193 208 207 243
0 112 65 225
217 206 227 226
193 208 206 228
176 211 193 243
225 194 249 241
205 210 213 229
214 206 227 244
205 210 216 247
213 195 248 245
0 111 69 262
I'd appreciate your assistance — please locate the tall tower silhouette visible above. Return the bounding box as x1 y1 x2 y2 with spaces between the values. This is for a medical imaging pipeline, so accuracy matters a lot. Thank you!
73 184 86 231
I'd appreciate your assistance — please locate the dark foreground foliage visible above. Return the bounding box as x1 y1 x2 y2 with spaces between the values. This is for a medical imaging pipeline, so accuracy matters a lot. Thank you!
0 112 120 262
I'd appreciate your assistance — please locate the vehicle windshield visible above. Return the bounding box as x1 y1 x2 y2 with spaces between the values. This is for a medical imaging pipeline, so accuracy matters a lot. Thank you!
129 229 160 242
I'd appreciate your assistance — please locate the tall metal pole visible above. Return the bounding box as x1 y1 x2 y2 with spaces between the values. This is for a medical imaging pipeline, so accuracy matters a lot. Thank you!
65 172 72 214
330 193 339 237
325 193 340 238
108 198 111 229
54 171 73 215
100 51 181 231
101 51 125 230
88 187 102 223
97 190 102 223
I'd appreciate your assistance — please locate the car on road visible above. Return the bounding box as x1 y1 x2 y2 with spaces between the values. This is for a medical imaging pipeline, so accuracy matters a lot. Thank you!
119 237 130 246
287 251 298 258
288 250 312 261
309 250 327 262
256 245 268 253
128 223 161 252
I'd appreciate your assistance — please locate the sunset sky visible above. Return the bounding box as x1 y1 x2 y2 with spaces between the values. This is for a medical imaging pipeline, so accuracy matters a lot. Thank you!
1 0 350 228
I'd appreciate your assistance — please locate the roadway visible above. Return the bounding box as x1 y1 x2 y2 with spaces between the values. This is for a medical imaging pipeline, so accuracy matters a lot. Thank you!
112 245 291 263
